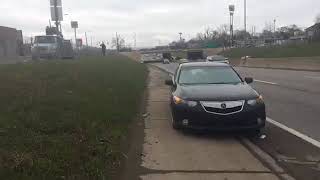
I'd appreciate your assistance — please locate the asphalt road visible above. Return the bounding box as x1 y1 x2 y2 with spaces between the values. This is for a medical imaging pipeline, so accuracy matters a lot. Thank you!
235 67 320 141
154 62 320 142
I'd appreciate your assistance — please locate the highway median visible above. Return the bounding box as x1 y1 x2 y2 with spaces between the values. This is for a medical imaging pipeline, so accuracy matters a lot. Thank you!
0 55 147 179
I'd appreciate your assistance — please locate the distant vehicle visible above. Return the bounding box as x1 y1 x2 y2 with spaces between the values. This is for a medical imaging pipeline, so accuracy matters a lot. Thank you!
187 50 205 61
163 59 170 64
32 35 75 60
206 55 229 64
162 52 173 61
165 62 265 134
141 54 162 63
179 59 189 64
61 40 74 59
31 35 63 60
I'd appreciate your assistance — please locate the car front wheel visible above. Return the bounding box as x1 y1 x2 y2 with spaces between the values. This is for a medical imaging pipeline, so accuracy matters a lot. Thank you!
171 112 182 130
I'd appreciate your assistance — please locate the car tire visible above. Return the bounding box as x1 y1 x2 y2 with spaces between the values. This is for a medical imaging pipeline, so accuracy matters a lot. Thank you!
248 129 261 136
171 114 182 130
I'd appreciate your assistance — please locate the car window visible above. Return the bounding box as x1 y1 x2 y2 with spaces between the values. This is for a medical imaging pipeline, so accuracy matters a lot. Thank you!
179 66 242 85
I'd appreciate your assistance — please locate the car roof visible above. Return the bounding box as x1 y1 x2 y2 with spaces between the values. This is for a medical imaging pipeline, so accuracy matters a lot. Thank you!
180 62 230 67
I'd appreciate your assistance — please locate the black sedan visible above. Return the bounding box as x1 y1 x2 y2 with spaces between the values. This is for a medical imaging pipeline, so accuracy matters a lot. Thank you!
165 62 266 134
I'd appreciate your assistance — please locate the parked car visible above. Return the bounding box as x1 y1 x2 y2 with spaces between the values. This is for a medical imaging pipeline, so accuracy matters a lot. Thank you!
206 55 229 64
165 62 265 134
187 50 205 62
163 59 170 64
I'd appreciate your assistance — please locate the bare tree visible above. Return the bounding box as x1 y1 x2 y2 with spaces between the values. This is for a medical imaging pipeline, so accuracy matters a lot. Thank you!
315 14 320 23
112 33 125 51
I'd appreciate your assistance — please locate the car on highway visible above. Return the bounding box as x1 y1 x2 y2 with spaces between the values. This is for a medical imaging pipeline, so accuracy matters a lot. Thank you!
165 62 265 134
187 50 205 62
207 55 229 64
163 59 170 64
141 54 162 63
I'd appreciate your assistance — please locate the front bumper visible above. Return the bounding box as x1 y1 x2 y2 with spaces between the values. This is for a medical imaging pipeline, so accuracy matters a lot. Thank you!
171 101 266 131
32 49 56 58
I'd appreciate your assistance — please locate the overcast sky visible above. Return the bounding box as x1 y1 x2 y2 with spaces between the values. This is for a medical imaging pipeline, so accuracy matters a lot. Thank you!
1 0 319 47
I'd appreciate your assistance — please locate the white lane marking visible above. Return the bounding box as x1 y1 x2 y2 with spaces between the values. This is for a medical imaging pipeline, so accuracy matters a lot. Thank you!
267 117 320 149
254 79 278 85
304 76 320 80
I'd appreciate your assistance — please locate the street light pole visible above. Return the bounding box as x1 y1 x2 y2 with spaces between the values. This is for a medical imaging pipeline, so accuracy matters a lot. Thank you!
85 32 88 47
179 32 182 41
244 0 247 33
229 5 235 47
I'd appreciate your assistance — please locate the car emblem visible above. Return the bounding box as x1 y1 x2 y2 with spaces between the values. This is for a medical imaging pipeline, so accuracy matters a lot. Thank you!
221 103 227 109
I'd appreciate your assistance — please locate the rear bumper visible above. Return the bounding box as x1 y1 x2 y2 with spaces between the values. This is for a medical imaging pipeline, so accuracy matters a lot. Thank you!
171 102 266 131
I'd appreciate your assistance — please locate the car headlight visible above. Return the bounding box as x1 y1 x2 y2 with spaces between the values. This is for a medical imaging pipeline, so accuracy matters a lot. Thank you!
247 95 264 106
173 96 198 107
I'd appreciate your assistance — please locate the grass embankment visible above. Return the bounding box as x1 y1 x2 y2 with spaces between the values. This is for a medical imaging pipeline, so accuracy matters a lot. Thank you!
0 55 147 180
221 43 320 58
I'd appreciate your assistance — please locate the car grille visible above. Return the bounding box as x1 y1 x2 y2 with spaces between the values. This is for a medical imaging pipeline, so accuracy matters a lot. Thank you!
200 101 244 115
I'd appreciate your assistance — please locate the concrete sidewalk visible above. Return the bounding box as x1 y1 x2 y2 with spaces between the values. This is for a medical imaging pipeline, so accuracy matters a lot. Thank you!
139 67 288 180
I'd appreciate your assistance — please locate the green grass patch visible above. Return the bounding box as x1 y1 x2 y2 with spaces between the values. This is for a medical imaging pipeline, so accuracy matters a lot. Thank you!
0 55 147 180
221 43 320 58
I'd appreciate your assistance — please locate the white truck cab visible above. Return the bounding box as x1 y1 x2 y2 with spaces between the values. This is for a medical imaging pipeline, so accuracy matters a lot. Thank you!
31 35 63 60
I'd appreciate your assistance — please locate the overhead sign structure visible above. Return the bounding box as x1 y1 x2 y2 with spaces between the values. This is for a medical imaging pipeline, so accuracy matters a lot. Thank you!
71 21 79 29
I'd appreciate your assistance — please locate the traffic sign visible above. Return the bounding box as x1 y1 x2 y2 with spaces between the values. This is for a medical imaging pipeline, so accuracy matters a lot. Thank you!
50 0 62 7
76 39 83 47
51 6 63 21
71 21 78 29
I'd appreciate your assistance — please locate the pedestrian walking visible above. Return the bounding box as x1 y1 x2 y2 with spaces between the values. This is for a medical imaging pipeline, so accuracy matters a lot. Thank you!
100 42 106 56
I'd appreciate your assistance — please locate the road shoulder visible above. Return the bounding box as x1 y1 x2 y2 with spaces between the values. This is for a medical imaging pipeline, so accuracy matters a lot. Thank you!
138 66 286 180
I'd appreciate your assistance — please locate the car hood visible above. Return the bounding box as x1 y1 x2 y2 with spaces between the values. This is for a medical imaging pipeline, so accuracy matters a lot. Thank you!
175 84 259 101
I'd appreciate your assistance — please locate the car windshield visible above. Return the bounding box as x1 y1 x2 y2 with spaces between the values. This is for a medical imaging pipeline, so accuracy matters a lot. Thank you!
179 66 242 85
34 36 56 43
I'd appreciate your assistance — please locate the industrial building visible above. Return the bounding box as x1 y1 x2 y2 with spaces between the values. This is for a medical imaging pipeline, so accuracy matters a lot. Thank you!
0 26 23 58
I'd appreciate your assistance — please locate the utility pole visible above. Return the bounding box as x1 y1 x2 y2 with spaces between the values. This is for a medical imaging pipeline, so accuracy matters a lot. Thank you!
274 19 276 33
229 5 235 47
74 28 77 46
116 32 120 51
133 32 137 49
179 32 183 41
85 32 88 47
244 0 247 33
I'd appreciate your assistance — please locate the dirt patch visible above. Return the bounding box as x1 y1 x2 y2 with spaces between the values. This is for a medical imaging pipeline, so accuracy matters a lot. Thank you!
118 69 149 180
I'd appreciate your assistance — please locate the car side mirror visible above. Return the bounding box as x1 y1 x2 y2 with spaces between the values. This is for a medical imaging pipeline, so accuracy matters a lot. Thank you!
165 79 174 86
245 77 254 84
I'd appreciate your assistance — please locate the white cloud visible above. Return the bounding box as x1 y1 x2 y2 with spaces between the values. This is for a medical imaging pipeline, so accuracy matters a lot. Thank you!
1 0 320 47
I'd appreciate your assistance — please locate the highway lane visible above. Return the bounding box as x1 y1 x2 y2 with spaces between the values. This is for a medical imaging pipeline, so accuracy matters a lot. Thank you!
235 67 320 141
154 63 320 142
